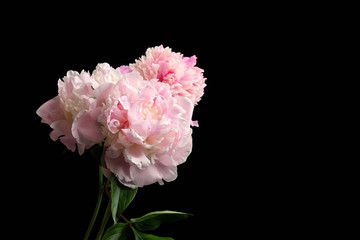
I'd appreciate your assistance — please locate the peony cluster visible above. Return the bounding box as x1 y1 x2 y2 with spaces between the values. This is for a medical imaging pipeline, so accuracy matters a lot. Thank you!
37 46 206 188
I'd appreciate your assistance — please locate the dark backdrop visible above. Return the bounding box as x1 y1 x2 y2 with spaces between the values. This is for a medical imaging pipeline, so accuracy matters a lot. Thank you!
17 24 242 239
5 5 299 239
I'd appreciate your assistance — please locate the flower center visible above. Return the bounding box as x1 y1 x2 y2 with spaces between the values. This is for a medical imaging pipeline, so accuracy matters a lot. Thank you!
159 72 176 84
142 97 162 121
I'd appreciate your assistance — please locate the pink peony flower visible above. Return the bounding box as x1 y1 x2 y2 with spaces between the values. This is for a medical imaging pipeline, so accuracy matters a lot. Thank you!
72 70 195 188
38 53 202 189
36 70 95 154
129 45 207 105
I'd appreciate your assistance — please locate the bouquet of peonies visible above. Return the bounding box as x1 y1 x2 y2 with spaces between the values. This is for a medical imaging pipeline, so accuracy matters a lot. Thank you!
37 45 206 239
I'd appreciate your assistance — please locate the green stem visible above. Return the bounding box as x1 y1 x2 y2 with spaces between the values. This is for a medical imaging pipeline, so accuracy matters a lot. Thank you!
95 198 111 240
83 166 104 240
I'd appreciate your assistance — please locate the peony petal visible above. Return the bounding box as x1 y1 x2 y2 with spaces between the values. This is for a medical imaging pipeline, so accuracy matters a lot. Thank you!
105 148 136 188
173 96 195 132
124 145 150 169
49 119 76 152
156 153 175 167
144 123 173 148
191 120 199 127
182 55 197 67
92 83 117 108
171 133 192 165
130 162 177 187
77 143 86 155
36 96 65 124
116 65 131 74
50 120 72 141
72 108 104 146
60 136 77 152
167 97 186 119
175 96 194 123
122 129 145 145
115 131 132 148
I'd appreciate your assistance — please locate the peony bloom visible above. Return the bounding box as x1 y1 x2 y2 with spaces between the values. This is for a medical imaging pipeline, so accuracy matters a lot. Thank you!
36 47 206 239
36 70 94 154
91 62 124 88
129 45 206 105
72 70 195 188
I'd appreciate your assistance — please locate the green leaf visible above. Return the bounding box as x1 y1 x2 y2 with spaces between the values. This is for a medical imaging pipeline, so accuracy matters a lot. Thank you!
132 228 174 240
130 210 192 231
110 174 138 223
102 222 131 240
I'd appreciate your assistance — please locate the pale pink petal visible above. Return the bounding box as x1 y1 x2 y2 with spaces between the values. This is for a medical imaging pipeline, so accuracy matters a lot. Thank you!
146 125 178 153
171 133 192 165
167 97 186 119
77 143 86 155
190 120 199 127
116 65 131 74
122 129 145 145
144 124 174 149
49 120 72 141
105 149 136 188
60 137 78 153
115 131 132 148
156 153 175 167
156 132 192 167
172 96 195 132
92 83 117 108
182 55 197 67
49 120 76 152
130 162 177 187
36 96 65 124
72 108 104 146
123 145 150 169
175 96 194 123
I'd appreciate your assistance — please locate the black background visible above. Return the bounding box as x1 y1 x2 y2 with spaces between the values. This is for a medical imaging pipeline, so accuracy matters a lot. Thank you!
4 4 304 239
13 21 241 240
